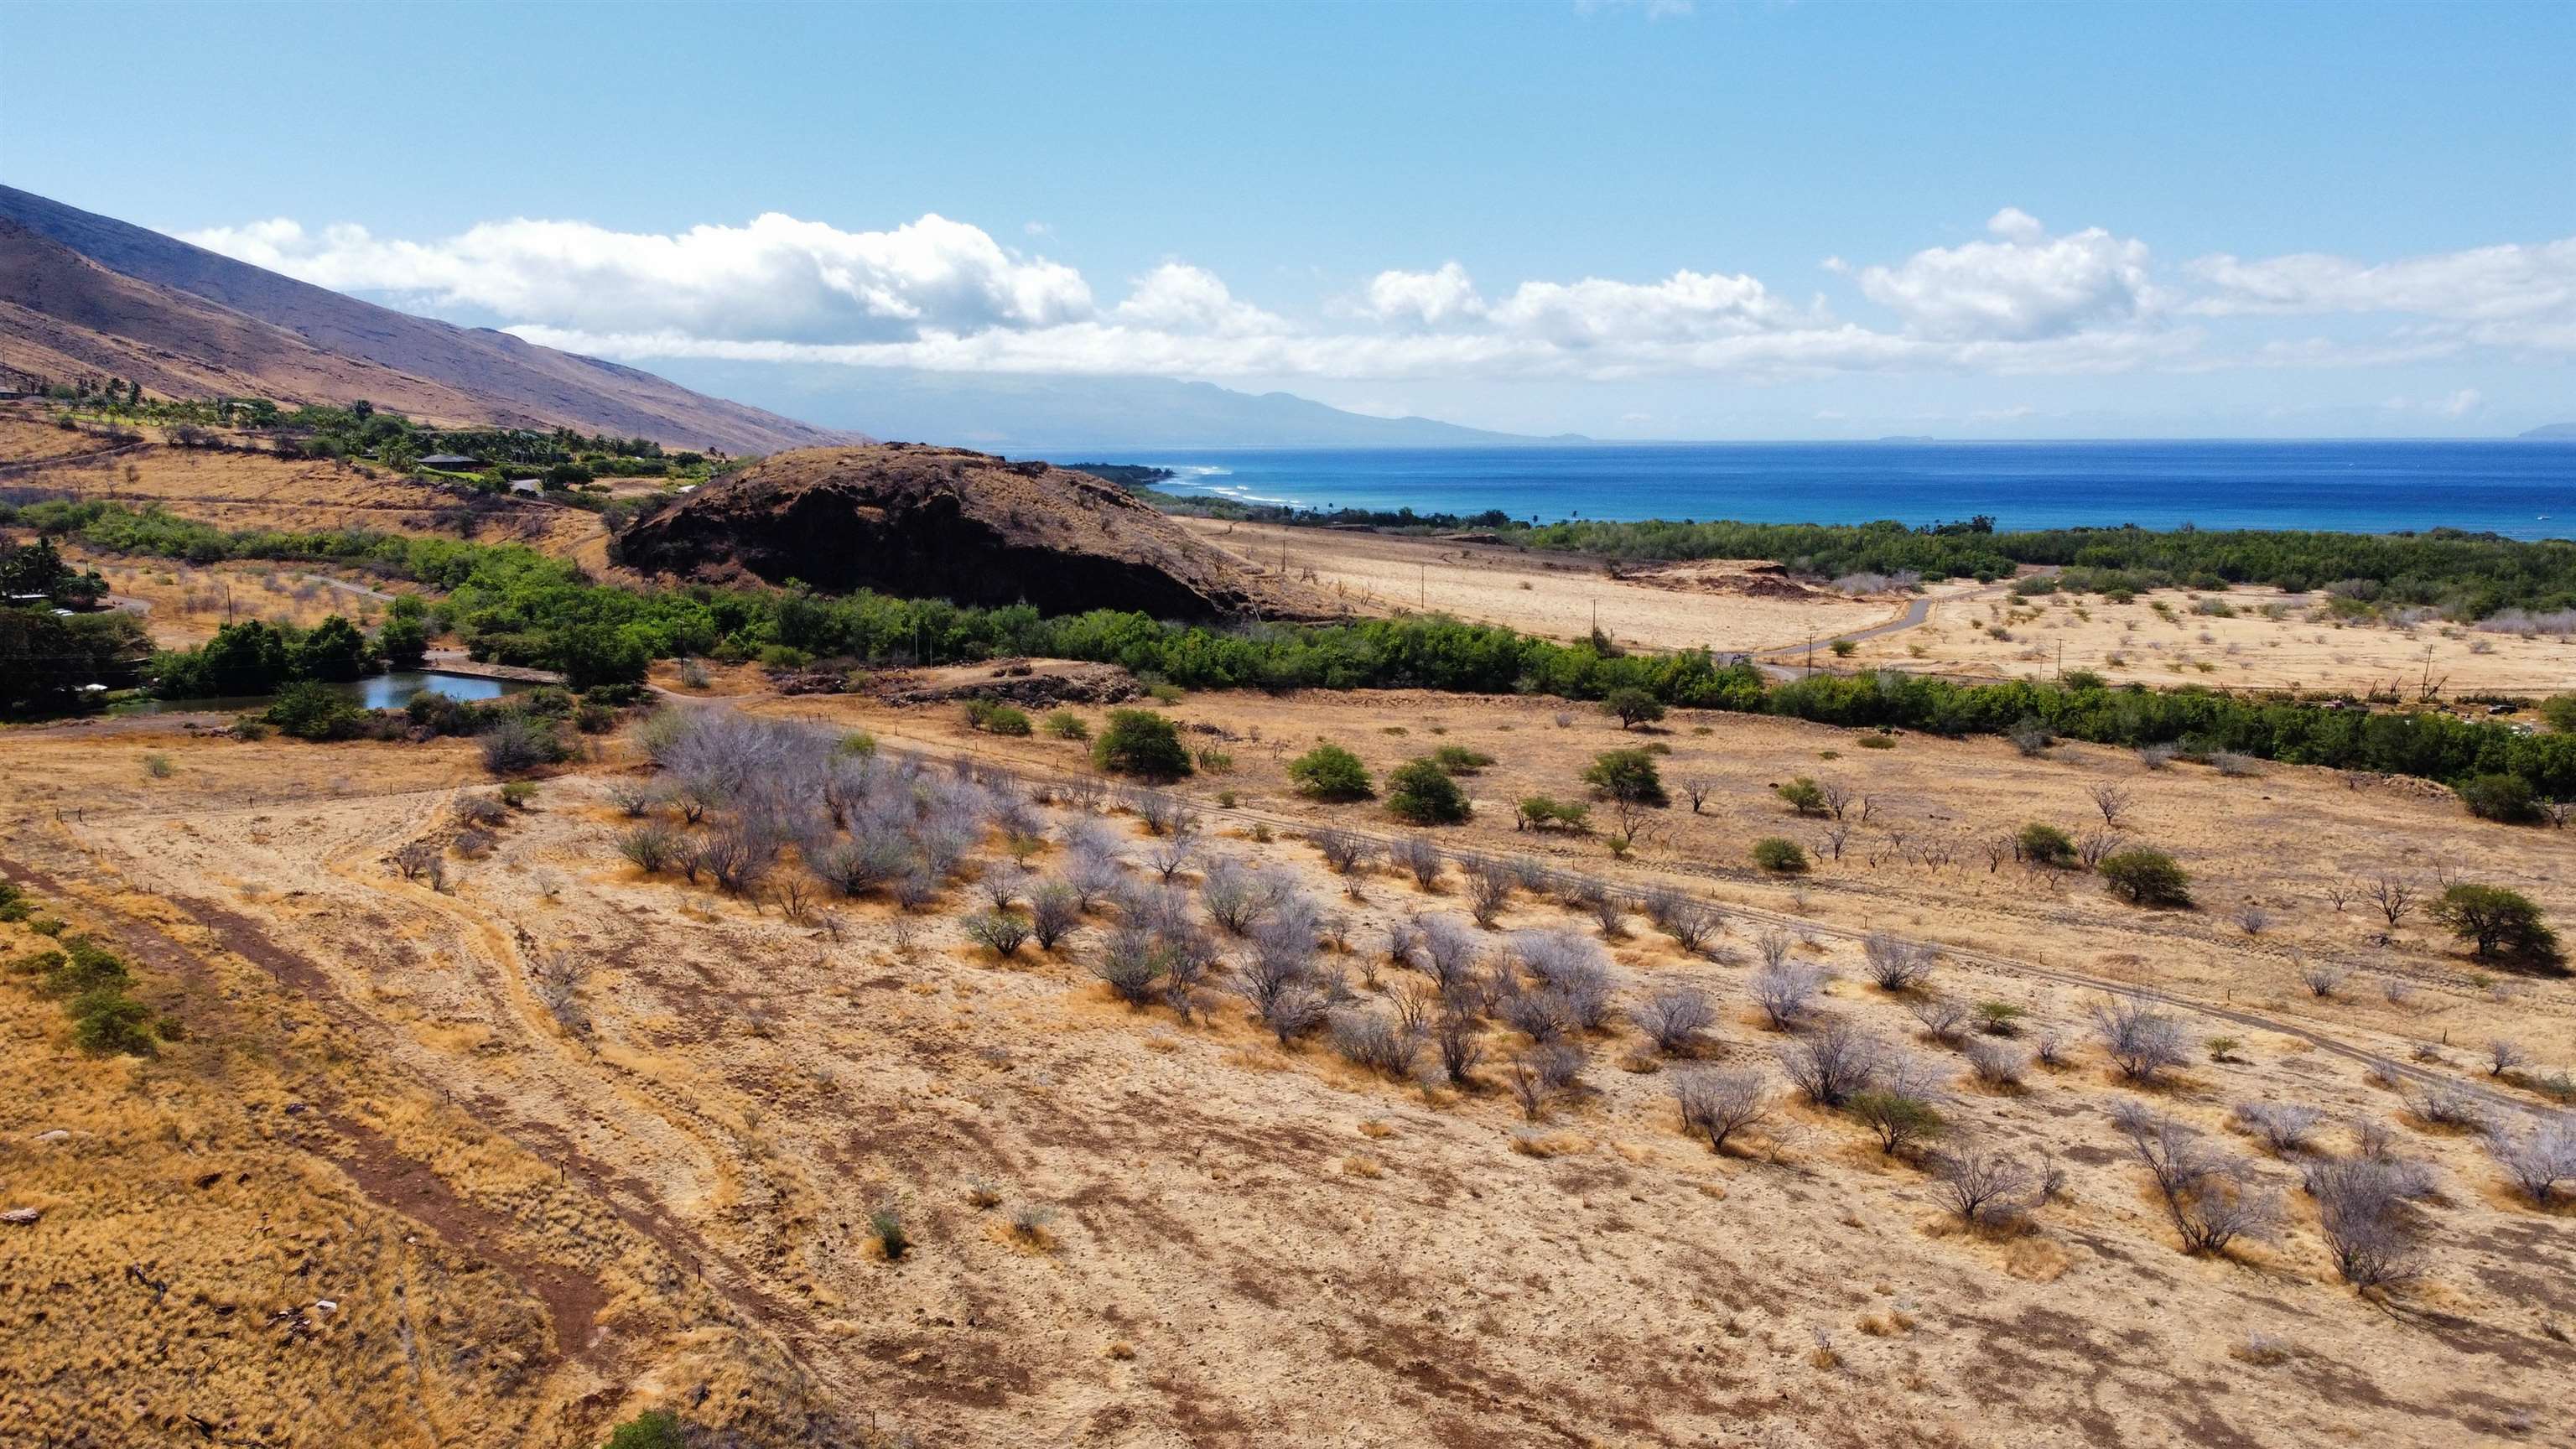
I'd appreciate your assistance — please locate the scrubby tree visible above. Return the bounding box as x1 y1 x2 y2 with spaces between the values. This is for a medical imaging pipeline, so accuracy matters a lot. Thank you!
1602 688 1665 730
1386 758 1472 824
1930 1147 2031 1226
2100 849 2191 906
1862 932 1938 992
1583 749 1667 806
1750 837 1809 874
1093 709 1192 778
1781 1021 1884 1107
2431 883 2557 963
2112 1103 2282 1255
1635 985 1715 1055
1287 742 1374 801
1775 777 1827 817
2487 1114 2576 1207
2306 1157 2425 1288
1751 961 1827 1031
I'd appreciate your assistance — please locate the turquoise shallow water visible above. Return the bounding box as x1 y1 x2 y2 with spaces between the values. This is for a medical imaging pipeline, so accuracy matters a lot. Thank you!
1086 440 2576 540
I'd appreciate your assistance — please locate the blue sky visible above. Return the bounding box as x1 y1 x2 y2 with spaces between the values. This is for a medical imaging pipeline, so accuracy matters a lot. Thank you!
8 0 2573 439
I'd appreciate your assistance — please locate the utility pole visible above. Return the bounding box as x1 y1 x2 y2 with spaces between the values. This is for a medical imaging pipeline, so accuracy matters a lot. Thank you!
1418 563 1426 610
1806 630 1815 670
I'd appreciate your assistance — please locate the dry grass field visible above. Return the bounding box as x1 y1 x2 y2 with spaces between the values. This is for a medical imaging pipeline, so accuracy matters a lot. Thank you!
5 674 2569 1447
1180 516 1897 653
1843 583 2576 697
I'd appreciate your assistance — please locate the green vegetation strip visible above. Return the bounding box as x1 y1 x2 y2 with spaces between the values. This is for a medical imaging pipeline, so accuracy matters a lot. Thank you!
8 501 2571 800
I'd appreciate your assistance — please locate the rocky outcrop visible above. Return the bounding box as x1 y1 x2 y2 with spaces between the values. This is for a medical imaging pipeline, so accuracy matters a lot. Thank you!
616 444 1309 619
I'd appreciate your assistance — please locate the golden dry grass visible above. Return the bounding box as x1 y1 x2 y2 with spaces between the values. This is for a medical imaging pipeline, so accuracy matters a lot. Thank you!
3 678 2569 1446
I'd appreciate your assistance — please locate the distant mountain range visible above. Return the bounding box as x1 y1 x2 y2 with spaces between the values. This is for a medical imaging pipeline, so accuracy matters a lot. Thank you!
0 185 854 454
2521 423 2576 440
639 361 1591 451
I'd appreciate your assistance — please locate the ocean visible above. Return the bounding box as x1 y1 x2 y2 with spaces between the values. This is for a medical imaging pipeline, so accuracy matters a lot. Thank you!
1083 440 2576 541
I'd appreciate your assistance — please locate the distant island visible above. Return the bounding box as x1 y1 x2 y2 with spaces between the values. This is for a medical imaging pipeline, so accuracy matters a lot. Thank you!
2520 422 2576 439
1062 462 1176 489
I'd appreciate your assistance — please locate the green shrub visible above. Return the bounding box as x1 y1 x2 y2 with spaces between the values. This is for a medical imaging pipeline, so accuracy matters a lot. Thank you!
1428 745 1495 774
2100 849 2191 906
1195 746 1236 774
499 781 538 809
1846 1088 1943 1154
604 1409 688 1449
1752 837 1809 873
1583 749 1668 805
836 730 876 756
1092 709 1192 778
1042 709 1089 740
2431 883 2558 963
265 681 367 741
1515 796 1590 832
1386 758 1472 824
2541 693 2576 733
45 937 131 997
70 987 158 1056
1828 638 1857 658
2457 772 2538 823
1602 688 1665 730
964 699 1033 736
1776 776 1826 815
1286 742 1374 801
1857 734 1896 750
2017 822 2077 866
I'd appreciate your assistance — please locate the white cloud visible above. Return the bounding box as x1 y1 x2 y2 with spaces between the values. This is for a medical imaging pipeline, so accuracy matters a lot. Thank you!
183 211 1094 344
181 205 2576 391
2187 237 2576 323
1363 262 1484 326
1110 263 1285 336
1855 211 2158 341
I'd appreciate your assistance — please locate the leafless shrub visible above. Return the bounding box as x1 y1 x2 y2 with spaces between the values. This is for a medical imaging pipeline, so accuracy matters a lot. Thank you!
2486 1114 2576 1206
606 782 663 818
2232 1101 2326 1154
453 792 509 829
1780 1021 1884 1107
1144 834 1197 885
1930 1147 2031 1225
1414 916 1482 994
1508 855 1551 892
2233 904 2272 937
392 839 442 882
1754 927 1794 971
1663 900 1722 955
2090 997 2191 1083
2407 1080 2487 1131
1635 986 1716 1056
1200 857 1281 936
1905 994 1972 1046
1500 986 1573 1044
2211 750 2261 778
2111 1103 2282 1254
1132 790 1197 838
2485 1038 2532 1078
2297 959 2353 1000
1390 834 1445 890
1021 881 1083 950
1584 885 1627 939
1862 932 1938 992
1751 961 1829 1031
1433 1004 1484 1083
1818 780 1854 821
1682 776 1715 813
979 865 1026 912
1672 1067 1769 1152
1093 922 1169 1005
1062 848 1124 911
1465 857 1516 927
693 822 778 896
1638 884 1685 930
1311 827 1373 875
2088 784 2133 827
529 950 590 1040
2075 829 2124 869
1963 1038 2028 1088
1329 1009 1421 1078
1507 1042 1587 1119
2304 1157 2426 1287
891 870 941 911
2364 875 2418 928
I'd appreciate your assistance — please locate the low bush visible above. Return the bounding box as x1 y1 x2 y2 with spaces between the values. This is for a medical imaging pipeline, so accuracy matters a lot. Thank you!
2100 849 2191 906
1387 759 1472 825
1287 742 1374 801
1093 709 1192 777
1751 837 1809 874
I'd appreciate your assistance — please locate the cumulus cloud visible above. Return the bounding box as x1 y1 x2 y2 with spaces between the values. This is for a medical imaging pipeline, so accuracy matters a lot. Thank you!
180 204 2576 387
183 211 1094 344
1363 262 1484 326
1854 210 2158 341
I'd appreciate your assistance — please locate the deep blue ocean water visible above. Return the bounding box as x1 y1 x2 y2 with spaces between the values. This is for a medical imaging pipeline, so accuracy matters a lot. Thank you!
1086 441 2576 540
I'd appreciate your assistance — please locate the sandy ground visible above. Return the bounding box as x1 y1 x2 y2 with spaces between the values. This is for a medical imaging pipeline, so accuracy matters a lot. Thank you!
4 682 2569 1447
1845 583 2576 697
1181 517 1898 654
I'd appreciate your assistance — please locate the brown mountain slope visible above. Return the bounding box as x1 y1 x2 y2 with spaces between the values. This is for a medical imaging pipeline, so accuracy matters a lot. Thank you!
0 221 523 425
0 186 857 455
617 444 1326 620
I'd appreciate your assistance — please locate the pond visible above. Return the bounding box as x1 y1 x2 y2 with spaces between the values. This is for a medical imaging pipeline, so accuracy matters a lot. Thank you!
117 670 528 715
